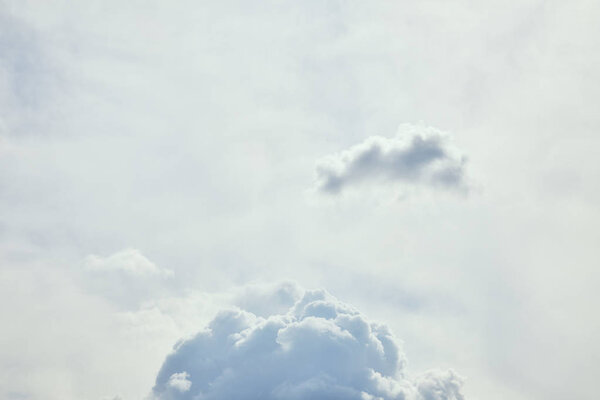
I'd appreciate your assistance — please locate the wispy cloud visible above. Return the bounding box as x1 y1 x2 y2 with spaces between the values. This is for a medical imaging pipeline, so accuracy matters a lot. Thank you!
84 249 173 277
82 249 173 308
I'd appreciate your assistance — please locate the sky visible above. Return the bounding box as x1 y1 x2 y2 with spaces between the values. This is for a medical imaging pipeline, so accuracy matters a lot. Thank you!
1 0 599 399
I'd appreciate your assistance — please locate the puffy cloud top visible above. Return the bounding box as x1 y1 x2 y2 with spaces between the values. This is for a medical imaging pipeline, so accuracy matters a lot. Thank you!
315 125 468 195
151 288 464 400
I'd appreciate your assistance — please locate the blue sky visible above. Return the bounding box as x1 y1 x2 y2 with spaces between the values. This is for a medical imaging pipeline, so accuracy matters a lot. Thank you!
1 1 599 399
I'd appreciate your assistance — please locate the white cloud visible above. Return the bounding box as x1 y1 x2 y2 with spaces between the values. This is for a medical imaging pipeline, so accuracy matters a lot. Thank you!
151 287 464 400
167 372 191 393
82 249 174 309
315 124 468 195
84 249 173 277
416 370 464 400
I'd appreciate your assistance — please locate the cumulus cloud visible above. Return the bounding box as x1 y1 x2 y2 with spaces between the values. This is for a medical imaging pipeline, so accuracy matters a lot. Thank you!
151 287 464 400
315 125 468 195
84 249 173 277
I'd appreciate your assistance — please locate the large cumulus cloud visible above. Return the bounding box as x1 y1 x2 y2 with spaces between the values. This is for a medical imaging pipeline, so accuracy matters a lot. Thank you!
315 125 468 195
151 288 464 400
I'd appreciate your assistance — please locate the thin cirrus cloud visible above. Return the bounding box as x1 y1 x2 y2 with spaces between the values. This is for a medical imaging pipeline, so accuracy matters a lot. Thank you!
150 286 465 400
315 125 468 195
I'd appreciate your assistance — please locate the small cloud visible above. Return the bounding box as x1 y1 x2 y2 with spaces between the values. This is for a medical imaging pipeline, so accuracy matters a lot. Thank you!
84 249 173 278
168 372 192 393
416 370 465 400
314 124 468 196
82 249 173 308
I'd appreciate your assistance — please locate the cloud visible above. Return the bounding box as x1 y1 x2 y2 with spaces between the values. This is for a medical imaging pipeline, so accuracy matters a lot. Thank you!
84 249 173 277
82 249 174 308
167 372 192 393
416 370 464 400
315 125 468 195
151 287 464 400
229 280 304 318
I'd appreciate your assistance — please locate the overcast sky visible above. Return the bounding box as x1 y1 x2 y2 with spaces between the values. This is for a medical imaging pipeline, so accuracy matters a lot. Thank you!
1 1 599 399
